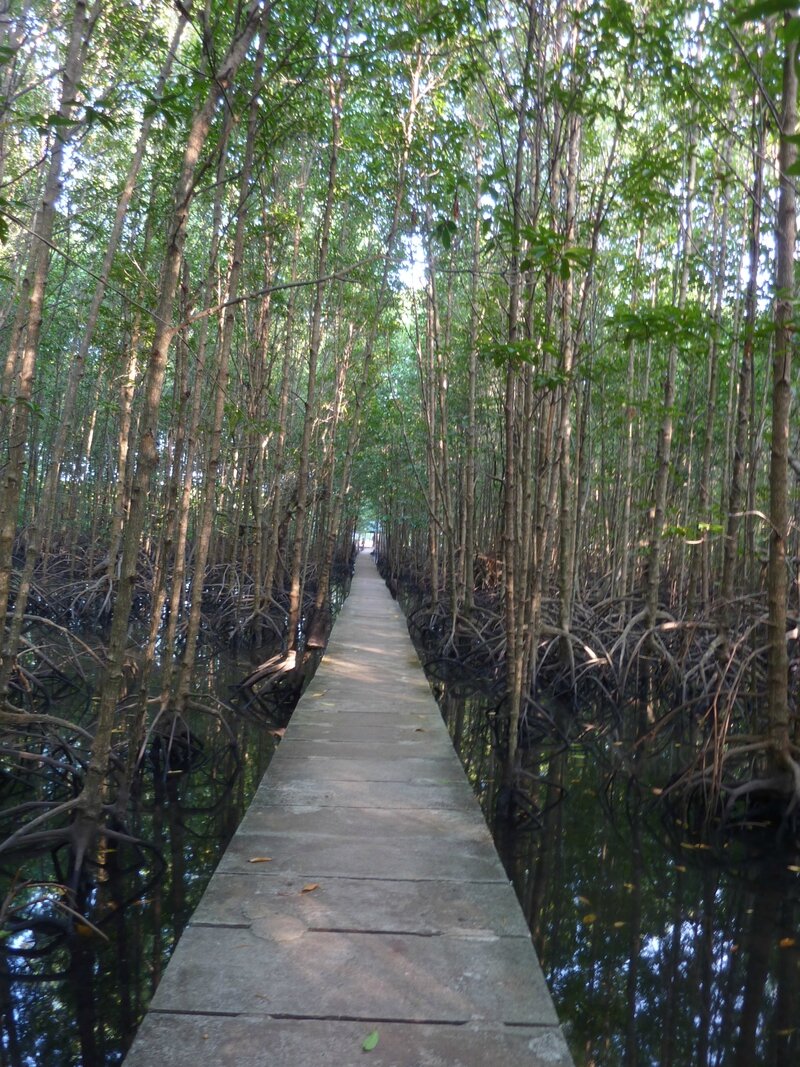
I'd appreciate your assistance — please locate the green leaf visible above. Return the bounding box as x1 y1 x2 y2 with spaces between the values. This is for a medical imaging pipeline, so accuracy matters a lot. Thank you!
84 105 118 133
433 218 457 249
480 338 539 370
362 1030 380 1052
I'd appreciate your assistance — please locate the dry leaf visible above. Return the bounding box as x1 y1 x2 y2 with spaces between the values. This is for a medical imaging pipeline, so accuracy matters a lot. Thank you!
577 895 592 906
248 857 273 864
268 728 286 738
776 1028 796 1036
301 883 320 894
651 787 663 796
613 921 626 928
582 913 597 924
414 728 426 732
788 865 800 873
779 937 796 948
675 865 687 873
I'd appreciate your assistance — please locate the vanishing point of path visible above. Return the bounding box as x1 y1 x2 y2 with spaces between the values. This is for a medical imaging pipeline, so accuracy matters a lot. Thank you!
124 552 573 1066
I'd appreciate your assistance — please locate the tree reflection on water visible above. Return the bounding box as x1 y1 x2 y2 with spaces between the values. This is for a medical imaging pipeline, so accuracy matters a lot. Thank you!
3 663 799 1066
0 703 277 1066
438 688 800 1067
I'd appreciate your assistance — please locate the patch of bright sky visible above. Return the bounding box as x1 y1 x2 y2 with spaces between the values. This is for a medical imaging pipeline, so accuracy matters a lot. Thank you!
398 232 426 290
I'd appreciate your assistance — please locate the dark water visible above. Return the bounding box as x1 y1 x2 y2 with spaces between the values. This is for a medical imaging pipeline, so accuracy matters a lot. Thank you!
0 578 346 1066
436 688 800 1067
4 592 800 1066
0 655 279 1067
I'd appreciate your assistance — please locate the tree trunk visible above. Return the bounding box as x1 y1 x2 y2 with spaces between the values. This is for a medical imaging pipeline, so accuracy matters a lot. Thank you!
177 36 265 709
766 18 797 764
645 111 698 633
719 98 765 640
76 0 264 831
0 0 94 686
287 45 345 649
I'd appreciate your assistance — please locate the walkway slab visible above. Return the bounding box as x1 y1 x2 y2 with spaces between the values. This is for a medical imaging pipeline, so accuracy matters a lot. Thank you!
124 552 573 1066
244 776 491 811
126 1016 571 1067
188 872 532 937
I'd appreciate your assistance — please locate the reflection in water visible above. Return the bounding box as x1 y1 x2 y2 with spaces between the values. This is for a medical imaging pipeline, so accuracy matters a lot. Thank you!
3 593 798 1066
0 578 348 1066
0 694 277 1066
437 689 800 1067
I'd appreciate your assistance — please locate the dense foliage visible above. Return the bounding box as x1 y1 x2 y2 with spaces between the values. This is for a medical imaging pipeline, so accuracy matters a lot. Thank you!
0 0 798 899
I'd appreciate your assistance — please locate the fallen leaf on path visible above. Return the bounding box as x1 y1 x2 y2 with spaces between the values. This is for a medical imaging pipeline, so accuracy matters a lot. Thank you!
248 857 273 863
362 1030 380 1052
301 883 320 893
268 728 286 738
779 937 796 948
415 728 426 732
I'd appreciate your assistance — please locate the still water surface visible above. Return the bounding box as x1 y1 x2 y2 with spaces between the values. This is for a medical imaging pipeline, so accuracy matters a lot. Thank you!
435 687 800 1067
0 653 279 1067
2 642 800 1064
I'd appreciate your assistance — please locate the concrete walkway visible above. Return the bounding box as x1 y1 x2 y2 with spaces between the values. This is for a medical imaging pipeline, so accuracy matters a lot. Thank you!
124 552 573 1066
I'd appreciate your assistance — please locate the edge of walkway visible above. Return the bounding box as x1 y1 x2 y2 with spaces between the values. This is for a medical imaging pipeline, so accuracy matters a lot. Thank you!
124 551 574 1066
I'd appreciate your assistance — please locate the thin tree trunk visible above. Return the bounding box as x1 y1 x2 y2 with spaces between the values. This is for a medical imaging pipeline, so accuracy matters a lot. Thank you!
502 1 536 786
260 169 310 622
766 19 797 763
694 99 733 616
176 35 265 709
462 142 482 615
75 0 263 835
645 112 698 633
287 42 346 649
557 102 581 660
0 0 94 687
719 100 765 640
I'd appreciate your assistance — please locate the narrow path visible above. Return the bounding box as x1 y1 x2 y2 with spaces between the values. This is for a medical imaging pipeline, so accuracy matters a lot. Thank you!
124 552 573 1066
